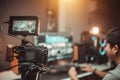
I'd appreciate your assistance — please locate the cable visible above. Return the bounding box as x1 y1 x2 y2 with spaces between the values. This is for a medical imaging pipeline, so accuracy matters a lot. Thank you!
9 34 35 46
0 64 18 72
0 22 8 35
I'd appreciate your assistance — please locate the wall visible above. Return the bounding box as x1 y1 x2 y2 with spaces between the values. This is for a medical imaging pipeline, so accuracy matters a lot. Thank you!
58 0 120 43
58 0 95 43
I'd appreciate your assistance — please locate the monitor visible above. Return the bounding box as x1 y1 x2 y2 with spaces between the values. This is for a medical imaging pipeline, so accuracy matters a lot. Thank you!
35 33 73 62
8 16 40 36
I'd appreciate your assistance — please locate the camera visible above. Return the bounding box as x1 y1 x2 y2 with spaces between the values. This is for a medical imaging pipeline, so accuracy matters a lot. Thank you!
12 45 48 65
6 16 48 80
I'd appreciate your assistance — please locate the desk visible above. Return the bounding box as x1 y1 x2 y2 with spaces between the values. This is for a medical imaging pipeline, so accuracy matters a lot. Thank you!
62 63 111 80
0 63 111 80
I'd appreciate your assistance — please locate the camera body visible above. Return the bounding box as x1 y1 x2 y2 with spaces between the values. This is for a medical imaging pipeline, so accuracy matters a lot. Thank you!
6 16 48 65
13 45 48 65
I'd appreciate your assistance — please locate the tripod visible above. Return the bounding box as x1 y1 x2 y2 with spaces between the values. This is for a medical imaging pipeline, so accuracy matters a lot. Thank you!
19 62 46 80
16 38 48 80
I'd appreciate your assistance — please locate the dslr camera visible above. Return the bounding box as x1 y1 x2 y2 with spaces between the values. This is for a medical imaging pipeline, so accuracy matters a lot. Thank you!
6 16 48 80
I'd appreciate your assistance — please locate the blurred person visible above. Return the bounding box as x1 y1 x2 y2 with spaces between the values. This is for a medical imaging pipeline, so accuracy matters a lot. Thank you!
0 38 4 53
0 38 5 67
68 27 120 80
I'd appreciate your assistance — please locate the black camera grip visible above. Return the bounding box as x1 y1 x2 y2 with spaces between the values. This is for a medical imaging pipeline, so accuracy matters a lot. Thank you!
6 45 14 62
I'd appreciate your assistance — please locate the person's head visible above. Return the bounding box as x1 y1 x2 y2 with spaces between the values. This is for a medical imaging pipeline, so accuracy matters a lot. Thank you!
105 27 120 60
81 31 91 44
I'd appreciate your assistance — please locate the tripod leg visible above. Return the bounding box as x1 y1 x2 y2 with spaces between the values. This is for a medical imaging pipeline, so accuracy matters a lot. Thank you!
36 71 42 80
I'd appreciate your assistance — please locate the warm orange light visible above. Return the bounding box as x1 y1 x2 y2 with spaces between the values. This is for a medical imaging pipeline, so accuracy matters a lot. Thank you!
60 0 78 6
61 0 73 3
91 27 99 35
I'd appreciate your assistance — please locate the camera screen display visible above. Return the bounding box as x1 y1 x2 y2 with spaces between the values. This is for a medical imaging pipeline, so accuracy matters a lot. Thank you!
12 20 36 33
8 16 40 36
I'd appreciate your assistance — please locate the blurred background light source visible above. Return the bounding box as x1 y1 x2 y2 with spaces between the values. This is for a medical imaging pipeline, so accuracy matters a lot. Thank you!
91 27 99 35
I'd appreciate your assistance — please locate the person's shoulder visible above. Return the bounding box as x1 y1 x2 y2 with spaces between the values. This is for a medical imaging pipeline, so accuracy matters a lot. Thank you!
113 64 120 71
103 71 120 80
103 65 120 80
